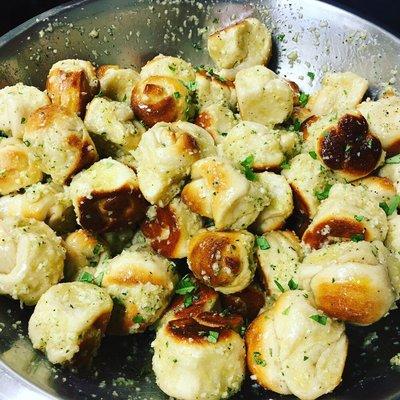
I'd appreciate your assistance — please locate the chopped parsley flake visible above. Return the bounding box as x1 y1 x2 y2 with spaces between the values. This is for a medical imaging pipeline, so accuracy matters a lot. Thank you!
282 306 291 315
176 275 198 308
253 352 267 366
175 274 197 295
379 195 400 216
239 326 246 336
289 119 301 132
386 154 400 164
207 330 219 343
299 92 310 107
240 155 256 181
288 278 298 290
314 184 332 201
276 34 285 42
186 81 197 91
183 294 195 308
79 271 94 283
78 271 103 287
256 236 270 250
274 280 285 293
173 91 181 99
310 314 328 325
133 315 145 323
280 160 290 170
23 140 31 147
293 119 301 131
351 233 364 242
307 71 315 80
354 215 364 222
309 151 317 160
20 117 26 124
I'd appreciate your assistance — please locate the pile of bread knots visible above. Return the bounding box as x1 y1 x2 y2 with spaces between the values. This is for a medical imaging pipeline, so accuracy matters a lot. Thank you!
0 15 400 400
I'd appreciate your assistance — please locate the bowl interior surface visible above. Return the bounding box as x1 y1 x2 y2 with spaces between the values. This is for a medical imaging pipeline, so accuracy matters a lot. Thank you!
0 0 400 399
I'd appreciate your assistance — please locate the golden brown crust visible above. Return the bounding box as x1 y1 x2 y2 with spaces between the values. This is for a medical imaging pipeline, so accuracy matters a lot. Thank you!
245 314 273 390
25 104 98 184
131 76 190 127
188 231 242 288
102 266 167 288
386 139 400 157
107 300 140 335
193 312 244 332
300 115 319 140
181 182 212 217
73 311 111 366
141 204 180 258
0 139 42 195
167 317 231 343
96 64 119 79
66 133 98 185
25 103 60 128
313 281 386 325
302 216 366 249
168 280 220 321
47 67 98 116
76 184 148 233
285 184 312 237
317 113 382 179
286 80 300 106
195 111 212 132
220 285 265 320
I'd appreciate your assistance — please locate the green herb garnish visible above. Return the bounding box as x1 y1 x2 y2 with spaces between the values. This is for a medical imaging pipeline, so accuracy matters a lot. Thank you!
309 151 317 160
354 215 364 222
253 352 267 366
175 275 197 295
310 314 327 325
386 154 400 164
299 92 310 107
282 306 291 315
351 233 364 242
288 278 298 290
276 34 285 42
133 315 145 324
274 280 285 293
379 195 400 216
307 71 315 80
79 271 94 283
240 155 256 181
280 160 290 170
186 81 197 91
314 184 332 201
256 236 270 250
207 330 219 343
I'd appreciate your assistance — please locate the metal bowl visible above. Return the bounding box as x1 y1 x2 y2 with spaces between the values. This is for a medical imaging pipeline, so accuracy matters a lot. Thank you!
0 0 400 399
